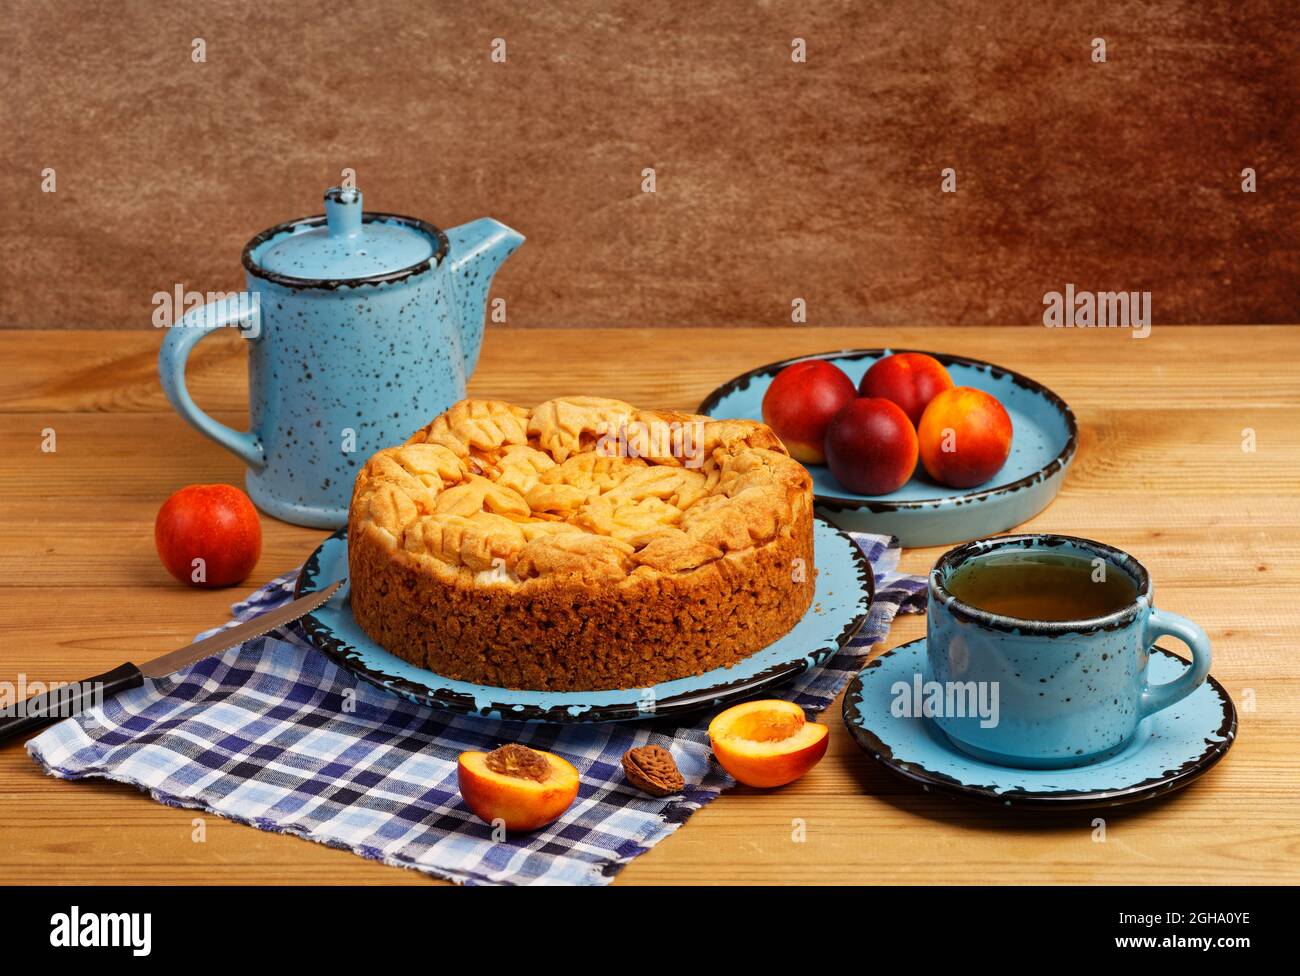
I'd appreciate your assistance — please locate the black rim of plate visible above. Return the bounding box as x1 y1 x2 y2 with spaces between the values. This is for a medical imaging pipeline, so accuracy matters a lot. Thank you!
294 515 875 723
697 348 1079 513
841 639 1238 809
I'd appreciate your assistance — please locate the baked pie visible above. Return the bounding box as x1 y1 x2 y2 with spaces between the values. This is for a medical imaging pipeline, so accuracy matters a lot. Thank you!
348 397 815 691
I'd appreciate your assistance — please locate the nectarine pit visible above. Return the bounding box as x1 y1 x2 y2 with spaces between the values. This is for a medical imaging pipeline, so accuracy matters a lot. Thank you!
485 743 551 782
622 745 685 796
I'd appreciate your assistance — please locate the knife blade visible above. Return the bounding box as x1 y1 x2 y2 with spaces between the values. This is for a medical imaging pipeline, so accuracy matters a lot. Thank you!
0 580 343 743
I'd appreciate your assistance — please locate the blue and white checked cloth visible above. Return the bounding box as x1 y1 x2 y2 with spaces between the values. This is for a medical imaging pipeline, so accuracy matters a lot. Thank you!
28 531 924 885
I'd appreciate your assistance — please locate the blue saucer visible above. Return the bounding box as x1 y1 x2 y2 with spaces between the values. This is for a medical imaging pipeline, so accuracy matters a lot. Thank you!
699 349 1077 547
842 638 1236 808
294 516 874 723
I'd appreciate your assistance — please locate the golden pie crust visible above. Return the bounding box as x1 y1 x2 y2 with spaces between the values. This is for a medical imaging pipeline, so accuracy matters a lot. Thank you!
347 397 815 691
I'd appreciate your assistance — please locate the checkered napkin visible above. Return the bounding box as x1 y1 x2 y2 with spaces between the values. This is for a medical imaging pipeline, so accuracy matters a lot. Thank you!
28 531 925 886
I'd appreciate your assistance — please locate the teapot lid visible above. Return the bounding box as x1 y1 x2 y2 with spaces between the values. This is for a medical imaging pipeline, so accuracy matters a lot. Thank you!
246 187 445 285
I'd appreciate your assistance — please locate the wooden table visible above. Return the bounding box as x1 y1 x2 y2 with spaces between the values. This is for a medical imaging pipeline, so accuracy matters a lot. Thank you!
1 325 1297 886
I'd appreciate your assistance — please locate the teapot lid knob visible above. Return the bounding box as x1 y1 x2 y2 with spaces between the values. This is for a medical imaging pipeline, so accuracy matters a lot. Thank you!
324 186 362 238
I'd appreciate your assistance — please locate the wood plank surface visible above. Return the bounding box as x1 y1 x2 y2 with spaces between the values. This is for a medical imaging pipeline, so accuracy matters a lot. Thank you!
1 325 1297 885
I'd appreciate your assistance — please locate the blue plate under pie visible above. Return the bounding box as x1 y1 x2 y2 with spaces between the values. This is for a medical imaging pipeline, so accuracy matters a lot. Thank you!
842 638 1236 808
294 515 874 723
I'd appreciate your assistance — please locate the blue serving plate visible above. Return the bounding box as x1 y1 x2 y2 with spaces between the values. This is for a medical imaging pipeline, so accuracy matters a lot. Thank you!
294 516 874 723
842 638 1236 808
698 349 1078 547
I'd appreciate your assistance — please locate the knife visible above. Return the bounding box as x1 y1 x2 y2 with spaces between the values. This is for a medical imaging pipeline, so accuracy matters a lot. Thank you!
0 580 343 743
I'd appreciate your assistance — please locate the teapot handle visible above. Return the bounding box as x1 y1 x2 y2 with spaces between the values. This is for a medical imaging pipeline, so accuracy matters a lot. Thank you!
158 295 265 470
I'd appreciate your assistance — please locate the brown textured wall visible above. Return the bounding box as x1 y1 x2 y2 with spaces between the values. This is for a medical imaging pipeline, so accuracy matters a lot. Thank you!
3 0 1297 328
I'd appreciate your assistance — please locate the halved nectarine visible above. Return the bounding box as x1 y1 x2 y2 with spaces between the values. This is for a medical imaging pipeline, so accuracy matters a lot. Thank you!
457 743 580 832
708 699 829 788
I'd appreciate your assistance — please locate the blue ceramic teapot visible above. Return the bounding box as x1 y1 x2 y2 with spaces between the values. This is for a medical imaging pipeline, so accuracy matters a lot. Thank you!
159 186 523 528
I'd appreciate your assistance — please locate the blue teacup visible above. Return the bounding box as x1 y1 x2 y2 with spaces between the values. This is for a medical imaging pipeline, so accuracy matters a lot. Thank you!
926 534 1212 769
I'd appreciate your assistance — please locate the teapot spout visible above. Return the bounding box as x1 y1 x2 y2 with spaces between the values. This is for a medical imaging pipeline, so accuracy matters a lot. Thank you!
446 218 525 378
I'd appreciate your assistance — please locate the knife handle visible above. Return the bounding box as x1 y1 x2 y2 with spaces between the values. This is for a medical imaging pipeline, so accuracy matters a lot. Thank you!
0 662 144 744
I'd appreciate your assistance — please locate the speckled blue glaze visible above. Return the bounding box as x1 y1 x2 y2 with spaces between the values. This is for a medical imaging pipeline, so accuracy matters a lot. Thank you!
698 350 1077 547
927 535 1213 769
159 186 523 528
292 517 874 723
843 637 1235 808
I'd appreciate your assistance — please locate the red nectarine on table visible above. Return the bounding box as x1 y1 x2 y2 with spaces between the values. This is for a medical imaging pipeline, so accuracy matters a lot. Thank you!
917 386 1013 488
859 352 955 427
154 484 262 588
708 699 829 788
823 397 919 495
761 360 857 464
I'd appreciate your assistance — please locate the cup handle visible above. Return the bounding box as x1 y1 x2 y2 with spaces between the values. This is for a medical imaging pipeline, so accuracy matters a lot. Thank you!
158 295 265 470
1138 608 1212 718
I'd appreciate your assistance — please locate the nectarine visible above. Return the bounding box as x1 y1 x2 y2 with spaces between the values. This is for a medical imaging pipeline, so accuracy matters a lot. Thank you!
917 386 1013 488
457 744 580 832
708 699 828 788
823 397 918 495
761 360 857 464
859 352 955 427
155 484 261 588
